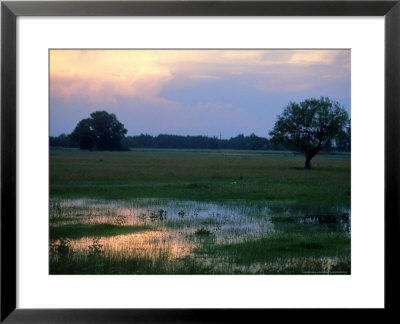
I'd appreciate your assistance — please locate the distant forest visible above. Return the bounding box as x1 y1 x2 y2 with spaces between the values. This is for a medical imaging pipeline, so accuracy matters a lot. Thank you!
50 133 350 152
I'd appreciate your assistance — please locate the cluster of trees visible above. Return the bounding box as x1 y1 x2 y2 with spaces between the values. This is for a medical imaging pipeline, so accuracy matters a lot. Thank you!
51 97 350 168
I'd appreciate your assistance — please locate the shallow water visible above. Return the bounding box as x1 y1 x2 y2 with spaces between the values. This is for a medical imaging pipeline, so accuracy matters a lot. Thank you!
50 198 277 258
49 198 350 273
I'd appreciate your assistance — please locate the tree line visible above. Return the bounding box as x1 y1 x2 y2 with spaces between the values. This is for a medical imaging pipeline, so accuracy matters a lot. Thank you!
51 130 350 152
122 133 283 150
51 97 351 168
50 132 286 151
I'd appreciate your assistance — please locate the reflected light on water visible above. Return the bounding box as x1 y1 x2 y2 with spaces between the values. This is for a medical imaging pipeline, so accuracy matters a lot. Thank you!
49 198 350 273
65 229 197 259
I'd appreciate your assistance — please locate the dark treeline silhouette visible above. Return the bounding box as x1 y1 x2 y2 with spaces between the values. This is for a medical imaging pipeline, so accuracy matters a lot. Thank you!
50 132 350 152
50 134 350 152
50 133 71 147
50 133 286 150
51 109 350 153
122 133 278 150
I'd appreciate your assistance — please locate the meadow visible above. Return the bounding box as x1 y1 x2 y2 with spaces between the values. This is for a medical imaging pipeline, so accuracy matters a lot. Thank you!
49 148 351 274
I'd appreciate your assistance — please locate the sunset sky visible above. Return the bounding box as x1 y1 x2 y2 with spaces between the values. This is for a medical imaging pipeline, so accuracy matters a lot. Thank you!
50 49 350 138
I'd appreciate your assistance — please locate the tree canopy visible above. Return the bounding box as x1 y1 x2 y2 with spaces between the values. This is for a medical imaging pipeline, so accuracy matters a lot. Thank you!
269 97 350 168
70 111 127 151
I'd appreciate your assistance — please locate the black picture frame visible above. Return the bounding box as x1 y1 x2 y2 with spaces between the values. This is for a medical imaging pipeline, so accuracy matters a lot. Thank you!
1 0 399 322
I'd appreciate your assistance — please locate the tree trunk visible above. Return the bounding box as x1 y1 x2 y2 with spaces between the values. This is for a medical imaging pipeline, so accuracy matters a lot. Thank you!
305 156 312 169
304 143 321 169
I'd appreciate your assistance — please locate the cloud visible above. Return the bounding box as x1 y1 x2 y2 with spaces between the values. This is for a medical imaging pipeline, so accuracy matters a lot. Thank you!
50 50 174 104
189 74 221 80
50 49 350 103
50 49 350 136
288 50 340 65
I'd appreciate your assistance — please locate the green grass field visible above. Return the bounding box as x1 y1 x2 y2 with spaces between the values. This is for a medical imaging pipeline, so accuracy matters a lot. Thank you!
49 148 351 274
50 148 350 204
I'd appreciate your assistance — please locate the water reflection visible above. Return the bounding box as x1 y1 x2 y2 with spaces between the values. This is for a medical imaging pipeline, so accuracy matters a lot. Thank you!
268 204 351 232
66 229 196 259
50 198 350 263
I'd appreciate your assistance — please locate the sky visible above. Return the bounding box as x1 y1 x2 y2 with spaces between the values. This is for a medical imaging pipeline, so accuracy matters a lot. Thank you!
50 49 350 138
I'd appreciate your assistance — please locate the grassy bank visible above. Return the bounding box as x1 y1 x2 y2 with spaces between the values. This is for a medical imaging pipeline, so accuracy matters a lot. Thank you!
195 230 350 265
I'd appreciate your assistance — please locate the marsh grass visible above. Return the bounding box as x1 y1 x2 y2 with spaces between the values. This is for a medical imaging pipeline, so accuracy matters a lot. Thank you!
49 252 211 275
49 198 350 274
194 227 213 235
195 232 350 265
49 238 74 257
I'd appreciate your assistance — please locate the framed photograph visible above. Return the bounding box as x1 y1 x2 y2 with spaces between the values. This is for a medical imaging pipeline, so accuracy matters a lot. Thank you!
1 0 399 322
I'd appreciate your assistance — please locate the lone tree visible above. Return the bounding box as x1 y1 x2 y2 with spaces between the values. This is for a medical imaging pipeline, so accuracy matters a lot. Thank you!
269 97 350 169
70 111 127 150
